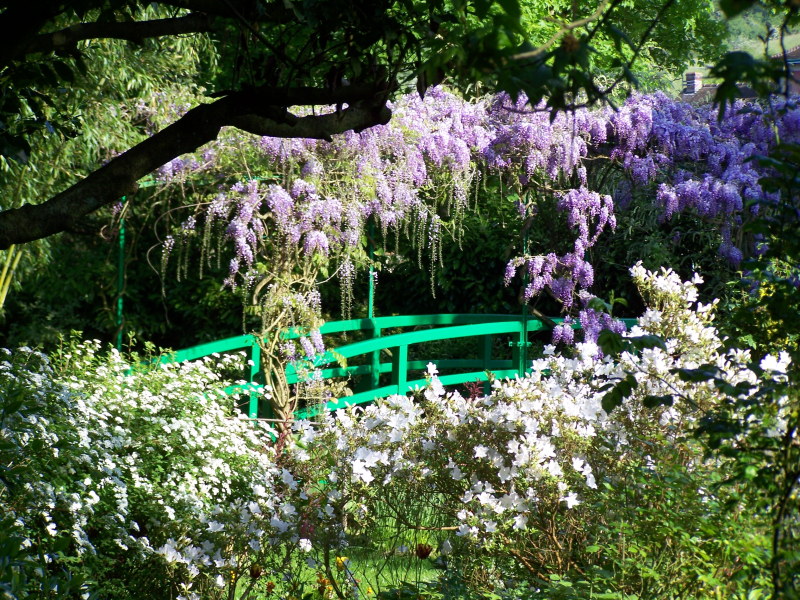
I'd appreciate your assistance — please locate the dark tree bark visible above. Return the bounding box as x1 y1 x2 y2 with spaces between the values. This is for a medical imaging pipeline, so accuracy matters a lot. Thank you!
0 84 392 249
18 14 214 59
0 0 64 68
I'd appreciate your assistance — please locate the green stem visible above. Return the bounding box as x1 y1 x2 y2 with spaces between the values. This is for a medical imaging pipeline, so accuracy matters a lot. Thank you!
0 245 22 312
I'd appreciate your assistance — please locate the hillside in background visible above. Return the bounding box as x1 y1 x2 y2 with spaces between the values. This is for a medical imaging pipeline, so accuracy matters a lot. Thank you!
724 3 800 58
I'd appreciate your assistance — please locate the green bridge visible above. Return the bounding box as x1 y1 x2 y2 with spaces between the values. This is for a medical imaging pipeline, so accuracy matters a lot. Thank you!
163 313 636 421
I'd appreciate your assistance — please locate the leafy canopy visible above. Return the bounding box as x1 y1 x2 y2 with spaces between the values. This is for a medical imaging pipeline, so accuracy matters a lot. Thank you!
0 0 728 248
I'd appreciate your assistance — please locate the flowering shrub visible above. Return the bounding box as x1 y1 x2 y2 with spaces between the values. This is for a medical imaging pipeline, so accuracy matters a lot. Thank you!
2 265 785 598
287 265 773 597
0 342 304 600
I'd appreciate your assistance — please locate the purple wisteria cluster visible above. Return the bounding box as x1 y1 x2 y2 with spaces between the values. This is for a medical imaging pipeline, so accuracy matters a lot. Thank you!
607 92 800 265
488 93 617 311
152 86 800 323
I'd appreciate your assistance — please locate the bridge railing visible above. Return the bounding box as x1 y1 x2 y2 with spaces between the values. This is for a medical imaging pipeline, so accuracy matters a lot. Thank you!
285 314 562 419
161 314 635 420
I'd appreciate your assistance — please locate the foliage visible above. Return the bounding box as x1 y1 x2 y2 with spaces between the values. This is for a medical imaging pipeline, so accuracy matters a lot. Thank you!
689 138 800 597
0 340 304 600
8 85 799 371
2 265 785 599
518 0 727 95
0 3 215 315
272 266 775 599
152 87 800 336
0 0 752 248
595 106 800 596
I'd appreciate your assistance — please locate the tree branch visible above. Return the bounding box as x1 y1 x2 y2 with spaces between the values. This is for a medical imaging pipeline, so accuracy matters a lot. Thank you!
20 13 213 58
0 0 68 67
0 86 391 248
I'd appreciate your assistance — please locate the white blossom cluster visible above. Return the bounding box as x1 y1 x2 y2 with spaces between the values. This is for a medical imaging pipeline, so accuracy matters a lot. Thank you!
0 342 303 598
293 264 788 561
3 266 791 596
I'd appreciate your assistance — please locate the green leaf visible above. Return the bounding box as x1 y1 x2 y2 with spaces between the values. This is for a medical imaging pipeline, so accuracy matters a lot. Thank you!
52 60 75 83
676 366 718 382
743 220 771 235
602 374 637 414
719 0 758 19
587 297 612 313
0 133 31 164
497 0 521 20
629 335 667 352
642 394 674 409
597 329 624 356
605 23 636 54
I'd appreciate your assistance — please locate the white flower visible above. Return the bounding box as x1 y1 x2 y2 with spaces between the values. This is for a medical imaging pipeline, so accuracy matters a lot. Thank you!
157 541 183 564
440 539 452 555
426 362 438 376
270 516 290 533
560 492 581 509
447 459 464 481
299 538 313 552
760 352 791 374
351 459 374 484
281 468 298 490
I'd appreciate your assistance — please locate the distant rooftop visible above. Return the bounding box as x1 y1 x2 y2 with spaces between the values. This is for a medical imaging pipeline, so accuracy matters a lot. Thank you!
681 45 800 103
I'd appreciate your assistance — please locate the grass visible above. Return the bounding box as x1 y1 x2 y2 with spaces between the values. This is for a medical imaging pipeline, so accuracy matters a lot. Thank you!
234 548 443 599
234 493 451 599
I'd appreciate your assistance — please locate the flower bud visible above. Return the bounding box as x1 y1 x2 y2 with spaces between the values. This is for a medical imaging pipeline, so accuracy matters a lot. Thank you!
416 543 433 559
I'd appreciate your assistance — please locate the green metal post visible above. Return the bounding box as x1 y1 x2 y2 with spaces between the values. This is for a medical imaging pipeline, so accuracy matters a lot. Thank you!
482 335 492 395
115 197 126 351
519 230 530 375
249 341 262 419
370 325 381 389
368 222 375 320
391 345 408 395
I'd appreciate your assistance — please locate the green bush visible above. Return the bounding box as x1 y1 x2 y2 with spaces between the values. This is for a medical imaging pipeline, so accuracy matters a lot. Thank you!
0 341 301 600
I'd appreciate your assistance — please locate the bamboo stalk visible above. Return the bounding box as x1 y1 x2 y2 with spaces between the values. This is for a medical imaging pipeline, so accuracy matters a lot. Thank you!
0 245 22 312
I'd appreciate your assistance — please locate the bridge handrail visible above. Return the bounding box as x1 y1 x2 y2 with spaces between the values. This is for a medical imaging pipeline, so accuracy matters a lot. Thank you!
304 319 530 365
161 314 550 364
283 313 559 339
159 314 636 421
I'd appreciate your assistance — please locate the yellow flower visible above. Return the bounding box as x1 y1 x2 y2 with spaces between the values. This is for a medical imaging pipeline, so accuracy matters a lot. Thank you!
335 556 349 571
